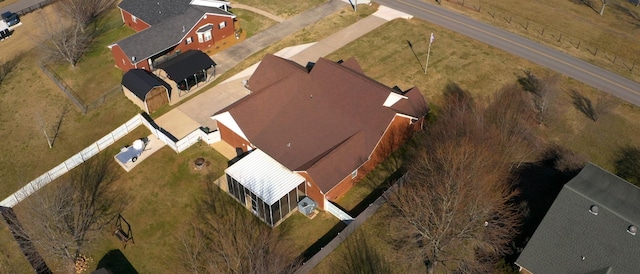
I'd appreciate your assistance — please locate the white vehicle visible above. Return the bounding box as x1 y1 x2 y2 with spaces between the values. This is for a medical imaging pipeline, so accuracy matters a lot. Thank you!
0 20 11 40
115 139 148 164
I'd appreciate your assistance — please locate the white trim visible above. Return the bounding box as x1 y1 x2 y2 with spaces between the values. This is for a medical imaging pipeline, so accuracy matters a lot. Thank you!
383 92 408 107
211 111 250 142
226 149 305 205
395 112 418 120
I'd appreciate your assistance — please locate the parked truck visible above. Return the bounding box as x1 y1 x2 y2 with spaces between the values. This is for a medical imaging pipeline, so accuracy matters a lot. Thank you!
1 11 19 27
0 11 18 40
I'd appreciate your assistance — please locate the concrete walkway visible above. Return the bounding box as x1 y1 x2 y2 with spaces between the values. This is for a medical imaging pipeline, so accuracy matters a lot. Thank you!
232 3 285 22
210 0 348 76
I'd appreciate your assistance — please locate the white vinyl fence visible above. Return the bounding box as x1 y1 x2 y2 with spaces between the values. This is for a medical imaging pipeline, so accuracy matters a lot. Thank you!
0 115 143 207
1 113 221 208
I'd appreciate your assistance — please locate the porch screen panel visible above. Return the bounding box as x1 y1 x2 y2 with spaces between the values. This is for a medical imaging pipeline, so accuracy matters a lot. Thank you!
297 182 306 198
279 195 289 219
265 202 273 226
272 200 282 225
256 196 265 221
237 183 246 204
288 189 297 213
227 175 245 204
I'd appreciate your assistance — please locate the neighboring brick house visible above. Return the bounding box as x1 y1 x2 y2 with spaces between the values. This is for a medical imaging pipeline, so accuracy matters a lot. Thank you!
211 54 430 226
515 163 640 273
109 0 236 71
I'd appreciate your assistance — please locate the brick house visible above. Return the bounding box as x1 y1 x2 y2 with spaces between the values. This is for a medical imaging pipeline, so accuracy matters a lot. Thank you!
109 0 236 71
211 54 430 226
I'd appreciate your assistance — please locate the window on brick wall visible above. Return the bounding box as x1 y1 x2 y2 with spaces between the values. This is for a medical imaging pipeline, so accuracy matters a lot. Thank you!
185 37 192 45
196 24 213 43
351 169 358 179
219 21 226 29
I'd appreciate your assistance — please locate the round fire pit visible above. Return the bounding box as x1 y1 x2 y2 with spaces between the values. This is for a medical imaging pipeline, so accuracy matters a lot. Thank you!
194 158 205 170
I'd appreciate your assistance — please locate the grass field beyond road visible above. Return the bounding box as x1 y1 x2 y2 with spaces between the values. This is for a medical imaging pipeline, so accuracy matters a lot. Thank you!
437 0 640 83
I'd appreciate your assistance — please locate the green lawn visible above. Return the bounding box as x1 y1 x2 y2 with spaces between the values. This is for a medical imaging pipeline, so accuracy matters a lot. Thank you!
9 133 341 273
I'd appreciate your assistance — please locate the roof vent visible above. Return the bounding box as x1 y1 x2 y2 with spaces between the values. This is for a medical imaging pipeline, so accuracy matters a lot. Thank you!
131 56 136 62
589 205 599 215
628 225 638 236
286 143 291 148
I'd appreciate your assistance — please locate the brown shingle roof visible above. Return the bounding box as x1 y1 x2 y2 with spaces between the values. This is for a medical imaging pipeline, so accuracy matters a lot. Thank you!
219 54 428 192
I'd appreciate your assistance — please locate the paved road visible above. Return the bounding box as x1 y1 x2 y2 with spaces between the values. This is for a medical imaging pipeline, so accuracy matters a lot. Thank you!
376 0 640 107
0 0 45 15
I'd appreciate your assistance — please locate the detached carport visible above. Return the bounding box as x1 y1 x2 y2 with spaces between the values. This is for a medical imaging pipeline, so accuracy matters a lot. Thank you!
155 50 217 93
121 69 171 113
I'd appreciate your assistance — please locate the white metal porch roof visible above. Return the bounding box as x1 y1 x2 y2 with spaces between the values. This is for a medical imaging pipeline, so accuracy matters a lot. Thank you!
225 149 305 205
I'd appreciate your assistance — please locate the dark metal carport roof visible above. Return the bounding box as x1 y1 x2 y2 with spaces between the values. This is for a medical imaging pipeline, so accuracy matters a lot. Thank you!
156 50 216 82
121 69 171 100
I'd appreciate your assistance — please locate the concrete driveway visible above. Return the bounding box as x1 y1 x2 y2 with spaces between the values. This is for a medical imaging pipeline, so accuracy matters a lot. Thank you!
176 79 251 130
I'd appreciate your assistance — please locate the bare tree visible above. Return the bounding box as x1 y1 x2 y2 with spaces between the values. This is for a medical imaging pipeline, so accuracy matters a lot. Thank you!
387 85 523 273
540 144 587 173
485 84 541 167
600 0 608 15
36 105 69 148
56 0 118 30
37 14 91 67
176 180 300 274
517 70 559 125
9 155 124 273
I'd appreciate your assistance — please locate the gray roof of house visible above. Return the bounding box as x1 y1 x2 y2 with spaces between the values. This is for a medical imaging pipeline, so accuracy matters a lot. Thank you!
118 0 192 25
116 5 234 64
516 163 640 273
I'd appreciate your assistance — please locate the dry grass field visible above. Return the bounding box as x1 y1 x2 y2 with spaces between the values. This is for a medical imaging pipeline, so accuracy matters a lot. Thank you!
438 0 640 82
0 5 59 61
3 0 640 272
233 0 327 18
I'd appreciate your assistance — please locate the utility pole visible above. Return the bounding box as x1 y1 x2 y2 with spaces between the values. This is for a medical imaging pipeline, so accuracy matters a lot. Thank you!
424 32 434 74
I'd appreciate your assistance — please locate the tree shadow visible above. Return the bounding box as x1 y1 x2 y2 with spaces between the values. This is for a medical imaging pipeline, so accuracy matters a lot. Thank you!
569 89 596 121
0 207 52 274
299 221 348 263
507 150 583 262
348 168 405 217
96 249 138 274
612 145 640 187
568 0 600 14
